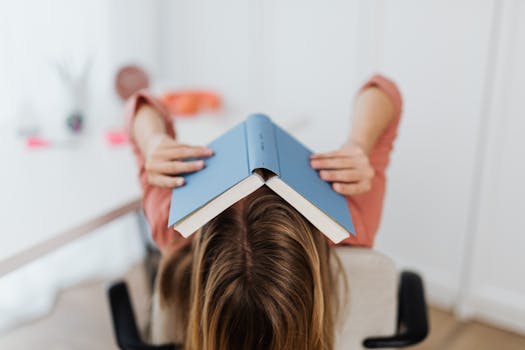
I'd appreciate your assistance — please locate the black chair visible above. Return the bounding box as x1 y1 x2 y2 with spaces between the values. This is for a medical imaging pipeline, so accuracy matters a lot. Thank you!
363 271 429 348
107 281 181 350
107 270 428 349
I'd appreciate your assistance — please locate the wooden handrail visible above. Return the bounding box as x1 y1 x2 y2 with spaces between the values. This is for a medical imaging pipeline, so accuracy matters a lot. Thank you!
0 198 142 278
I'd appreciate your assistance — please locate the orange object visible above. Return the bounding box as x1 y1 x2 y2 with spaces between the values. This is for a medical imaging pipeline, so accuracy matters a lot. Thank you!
160 90 221 117
198 92 221 110
174 94 199 115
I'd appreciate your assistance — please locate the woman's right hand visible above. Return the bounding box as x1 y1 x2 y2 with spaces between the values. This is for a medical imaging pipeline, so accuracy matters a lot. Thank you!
144 134 214 188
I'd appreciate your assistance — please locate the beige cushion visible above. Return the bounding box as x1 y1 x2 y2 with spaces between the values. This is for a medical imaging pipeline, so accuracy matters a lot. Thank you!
334 247 398 350
150 247 399 349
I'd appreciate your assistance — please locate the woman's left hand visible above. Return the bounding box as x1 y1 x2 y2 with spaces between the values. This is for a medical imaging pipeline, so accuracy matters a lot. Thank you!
310 143 375 196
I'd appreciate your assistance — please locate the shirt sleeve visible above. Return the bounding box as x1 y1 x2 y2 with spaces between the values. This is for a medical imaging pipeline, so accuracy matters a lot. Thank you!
125 89 176 143
359 74 403 119
335 74 403 248
125 90 190 254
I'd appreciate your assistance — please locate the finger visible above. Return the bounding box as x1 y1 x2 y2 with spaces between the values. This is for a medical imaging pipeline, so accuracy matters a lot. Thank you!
155 146 213 160
310 157 357 170
157 137 180 148
147 160 206 174
319 169 362 182
310 149 347 159
162 142 209 150
310 147 362 159
332 181 372 196
147 174 185 188
174 146 214 159
147 135 178 150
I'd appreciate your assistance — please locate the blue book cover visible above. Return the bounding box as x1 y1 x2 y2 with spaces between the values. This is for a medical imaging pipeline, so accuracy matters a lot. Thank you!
168 114 355 242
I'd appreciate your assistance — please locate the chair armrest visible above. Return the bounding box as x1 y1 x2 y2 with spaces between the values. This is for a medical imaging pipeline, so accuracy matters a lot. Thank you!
362 271 429 348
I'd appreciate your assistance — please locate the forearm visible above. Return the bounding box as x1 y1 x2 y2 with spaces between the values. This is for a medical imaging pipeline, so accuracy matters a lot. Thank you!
345 87 396 155
132 104 171 157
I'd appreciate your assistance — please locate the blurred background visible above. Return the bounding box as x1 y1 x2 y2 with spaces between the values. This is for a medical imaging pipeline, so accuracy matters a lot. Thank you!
0 0 524 349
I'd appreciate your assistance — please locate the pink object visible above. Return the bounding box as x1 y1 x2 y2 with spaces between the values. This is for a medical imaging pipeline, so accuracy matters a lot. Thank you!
124 75 403 253
26 136 51 148
105 129 128 146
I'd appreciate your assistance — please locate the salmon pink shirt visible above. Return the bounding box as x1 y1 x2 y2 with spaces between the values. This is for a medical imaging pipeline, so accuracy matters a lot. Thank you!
125 74 402 254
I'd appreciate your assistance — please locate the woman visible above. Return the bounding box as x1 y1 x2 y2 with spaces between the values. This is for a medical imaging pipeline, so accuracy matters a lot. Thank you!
126 74 402 349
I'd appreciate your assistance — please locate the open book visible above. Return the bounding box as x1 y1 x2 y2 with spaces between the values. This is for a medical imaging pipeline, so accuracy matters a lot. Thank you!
168 114 355 243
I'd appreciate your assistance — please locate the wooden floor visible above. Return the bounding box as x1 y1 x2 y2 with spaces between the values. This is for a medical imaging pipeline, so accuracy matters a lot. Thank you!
1 264 525 349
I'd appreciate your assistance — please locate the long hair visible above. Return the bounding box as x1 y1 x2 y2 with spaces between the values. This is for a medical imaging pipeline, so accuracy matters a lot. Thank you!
155 186 345 350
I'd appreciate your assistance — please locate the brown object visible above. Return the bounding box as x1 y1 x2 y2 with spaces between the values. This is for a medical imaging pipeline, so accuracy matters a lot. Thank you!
115 65 149 100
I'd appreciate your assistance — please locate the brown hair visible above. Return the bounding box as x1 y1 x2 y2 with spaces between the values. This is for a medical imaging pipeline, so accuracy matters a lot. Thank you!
157 187 345 350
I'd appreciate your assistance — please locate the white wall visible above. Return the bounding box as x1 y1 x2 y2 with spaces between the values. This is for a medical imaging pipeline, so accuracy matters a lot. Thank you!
373 0 495 307
0 0 160 131
370 0 525 334
0 0 112 131
458 0 525 334
0 0 159 331
156 0 525 334
158 0 361 151
157 0 263 114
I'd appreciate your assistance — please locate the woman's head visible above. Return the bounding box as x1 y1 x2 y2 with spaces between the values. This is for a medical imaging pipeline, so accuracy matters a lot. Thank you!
157 187 343 350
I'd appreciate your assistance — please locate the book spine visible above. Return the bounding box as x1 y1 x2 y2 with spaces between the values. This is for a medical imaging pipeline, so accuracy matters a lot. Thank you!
245 114 280 175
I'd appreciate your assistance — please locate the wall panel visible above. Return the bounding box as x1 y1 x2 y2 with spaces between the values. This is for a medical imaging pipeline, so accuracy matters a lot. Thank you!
373 0 495 308
460 0 525 333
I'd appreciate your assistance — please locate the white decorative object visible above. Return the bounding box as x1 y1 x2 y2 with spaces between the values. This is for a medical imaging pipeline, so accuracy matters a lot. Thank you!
54 57 92 134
